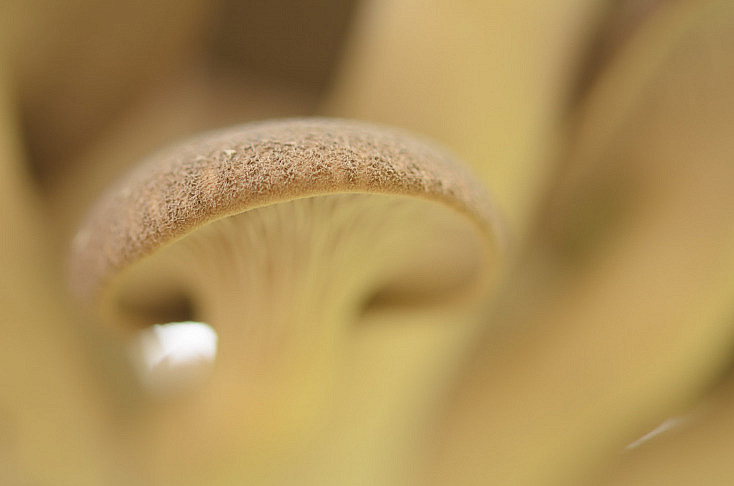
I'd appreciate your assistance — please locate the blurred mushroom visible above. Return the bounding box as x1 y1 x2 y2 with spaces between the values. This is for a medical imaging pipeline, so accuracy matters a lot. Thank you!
425 1 734 485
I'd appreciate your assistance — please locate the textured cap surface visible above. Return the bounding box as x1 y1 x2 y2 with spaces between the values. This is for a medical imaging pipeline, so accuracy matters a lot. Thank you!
70 118 503 306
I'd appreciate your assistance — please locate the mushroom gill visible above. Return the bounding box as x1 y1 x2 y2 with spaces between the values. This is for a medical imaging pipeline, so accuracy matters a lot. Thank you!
69 118 504 484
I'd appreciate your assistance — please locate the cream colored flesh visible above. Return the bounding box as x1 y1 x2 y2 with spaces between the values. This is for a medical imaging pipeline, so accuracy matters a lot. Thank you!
104 192 492 485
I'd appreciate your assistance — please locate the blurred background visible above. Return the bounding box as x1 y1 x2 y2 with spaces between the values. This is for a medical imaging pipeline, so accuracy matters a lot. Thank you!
2 0 734 485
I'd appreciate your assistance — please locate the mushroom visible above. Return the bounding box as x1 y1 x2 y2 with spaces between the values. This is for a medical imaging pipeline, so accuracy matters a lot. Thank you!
69 118 504 484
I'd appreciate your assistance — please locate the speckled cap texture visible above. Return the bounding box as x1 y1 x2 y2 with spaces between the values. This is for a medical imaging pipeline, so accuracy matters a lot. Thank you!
70 118 504 306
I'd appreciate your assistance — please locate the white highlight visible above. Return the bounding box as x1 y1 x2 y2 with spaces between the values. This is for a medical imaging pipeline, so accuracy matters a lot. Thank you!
625 416 685 450
131 321 218 394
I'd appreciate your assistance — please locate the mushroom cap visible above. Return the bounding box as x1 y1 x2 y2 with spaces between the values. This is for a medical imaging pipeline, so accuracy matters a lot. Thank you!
70 118 505 325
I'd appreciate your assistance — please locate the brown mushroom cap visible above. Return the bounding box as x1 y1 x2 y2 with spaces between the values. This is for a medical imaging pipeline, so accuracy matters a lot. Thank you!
70 118 505 325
